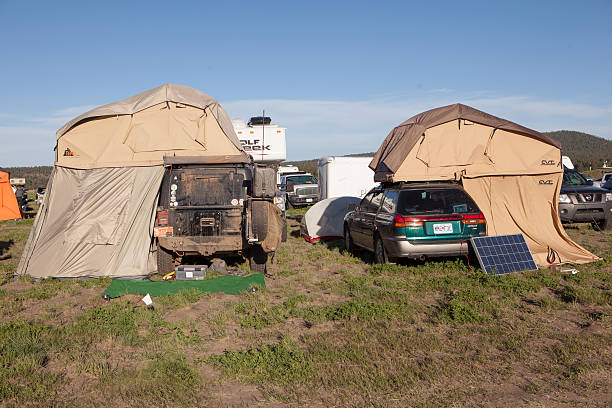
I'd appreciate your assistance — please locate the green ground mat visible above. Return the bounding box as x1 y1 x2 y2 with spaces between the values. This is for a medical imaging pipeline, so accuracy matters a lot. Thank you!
103 274 265 298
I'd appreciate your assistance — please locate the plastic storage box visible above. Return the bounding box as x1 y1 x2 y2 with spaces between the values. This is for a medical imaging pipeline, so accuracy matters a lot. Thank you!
175 265 207 280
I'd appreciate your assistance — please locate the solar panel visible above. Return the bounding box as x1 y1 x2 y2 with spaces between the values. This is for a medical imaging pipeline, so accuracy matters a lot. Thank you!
471 234 537 275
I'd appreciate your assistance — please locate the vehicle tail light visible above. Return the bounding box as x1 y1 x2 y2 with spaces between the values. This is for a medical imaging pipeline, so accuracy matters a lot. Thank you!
462 212 486 224
394 215 424 227
158 210 168 225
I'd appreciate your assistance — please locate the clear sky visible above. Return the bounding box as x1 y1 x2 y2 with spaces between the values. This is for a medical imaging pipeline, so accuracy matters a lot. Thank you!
1 0 611 166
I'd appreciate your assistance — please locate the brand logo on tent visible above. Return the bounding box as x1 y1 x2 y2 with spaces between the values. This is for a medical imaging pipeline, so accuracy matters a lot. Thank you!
63 148 76 157
541 160 557 166
539 180 553 185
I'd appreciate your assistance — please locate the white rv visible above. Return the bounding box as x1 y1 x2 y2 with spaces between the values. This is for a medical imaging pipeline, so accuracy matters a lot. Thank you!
232 117 286 163
233 116 288 213
318 156 378 199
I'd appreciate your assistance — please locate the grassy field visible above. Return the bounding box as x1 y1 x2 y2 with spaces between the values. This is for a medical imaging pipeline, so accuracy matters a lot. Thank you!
0 213 610 407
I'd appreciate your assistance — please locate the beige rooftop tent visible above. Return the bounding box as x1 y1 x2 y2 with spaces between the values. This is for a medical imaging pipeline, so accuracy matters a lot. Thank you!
370 103 598 266
18 84 248 278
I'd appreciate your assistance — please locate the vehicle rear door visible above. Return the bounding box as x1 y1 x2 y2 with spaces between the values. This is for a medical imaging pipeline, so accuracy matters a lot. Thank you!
351 192 374 247
359 191 383 250
375 190 399 237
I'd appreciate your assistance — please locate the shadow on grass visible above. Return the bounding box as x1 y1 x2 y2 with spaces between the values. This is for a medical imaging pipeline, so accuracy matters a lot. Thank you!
320 237 479 268
0 239 14 260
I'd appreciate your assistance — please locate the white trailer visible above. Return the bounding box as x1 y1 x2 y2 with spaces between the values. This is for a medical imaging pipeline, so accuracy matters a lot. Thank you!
232 117 286 163
318 156 378 200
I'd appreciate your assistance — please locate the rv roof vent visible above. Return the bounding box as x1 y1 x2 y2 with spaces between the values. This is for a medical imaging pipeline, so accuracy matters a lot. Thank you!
248 116 271 126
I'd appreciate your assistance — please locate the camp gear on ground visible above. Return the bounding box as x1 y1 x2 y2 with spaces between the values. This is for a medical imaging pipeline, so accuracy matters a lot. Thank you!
175 265 207 280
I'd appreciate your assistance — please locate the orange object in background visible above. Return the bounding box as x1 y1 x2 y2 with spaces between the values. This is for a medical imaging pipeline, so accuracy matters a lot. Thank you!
0 171 21 221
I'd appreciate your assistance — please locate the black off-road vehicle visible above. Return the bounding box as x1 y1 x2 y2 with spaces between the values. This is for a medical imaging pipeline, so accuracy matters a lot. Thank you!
154 156 284 274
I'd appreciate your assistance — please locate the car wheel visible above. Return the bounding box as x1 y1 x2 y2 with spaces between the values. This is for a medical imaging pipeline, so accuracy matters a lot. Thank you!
374 235 388 264
344 225 354 253
249 244 268 274
157 243 175 276
594 218 612 231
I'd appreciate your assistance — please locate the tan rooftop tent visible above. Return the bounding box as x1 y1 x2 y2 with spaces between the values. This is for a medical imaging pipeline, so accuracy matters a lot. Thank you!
370 103 598 266
18 84 248 278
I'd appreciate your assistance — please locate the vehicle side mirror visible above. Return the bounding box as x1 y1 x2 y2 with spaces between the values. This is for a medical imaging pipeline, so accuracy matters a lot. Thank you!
587 180 593 186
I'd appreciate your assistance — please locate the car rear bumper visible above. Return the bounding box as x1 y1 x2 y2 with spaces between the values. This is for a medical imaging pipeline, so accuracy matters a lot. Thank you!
559 202 611 223
383 235 471 259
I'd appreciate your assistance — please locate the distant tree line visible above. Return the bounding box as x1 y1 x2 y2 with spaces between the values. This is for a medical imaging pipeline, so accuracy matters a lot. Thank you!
3 131 610 186
544 131 612 171
2 166 53 190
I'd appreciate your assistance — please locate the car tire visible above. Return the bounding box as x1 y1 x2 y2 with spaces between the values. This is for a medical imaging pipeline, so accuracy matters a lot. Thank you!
374 235 388 264
594 218 612 231
344 225 354 254
157 243 175 276
249 244 268 274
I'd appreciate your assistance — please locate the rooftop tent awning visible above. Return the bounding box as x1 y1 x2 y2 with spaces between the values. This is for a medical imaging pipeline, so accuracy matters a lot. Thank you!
55 84 248 169
370 103 562 181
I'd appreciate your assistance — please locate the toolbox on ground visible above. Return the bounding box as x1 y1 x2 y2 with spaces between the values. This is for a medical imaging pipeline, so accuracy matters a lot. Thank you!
175 265 207 280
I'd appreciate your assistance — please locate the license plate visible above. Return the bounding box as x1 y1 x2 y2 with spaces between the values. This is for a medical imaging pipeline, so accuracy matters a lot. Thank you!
154 226 174 237
433 223 453 234
306 198 313 202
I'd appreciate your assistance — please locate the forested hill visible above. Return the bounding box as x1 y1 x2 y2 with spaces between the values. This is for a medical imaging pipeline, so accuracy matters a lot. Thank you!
544 130 612 170
2 131 610 188
2 166 53 190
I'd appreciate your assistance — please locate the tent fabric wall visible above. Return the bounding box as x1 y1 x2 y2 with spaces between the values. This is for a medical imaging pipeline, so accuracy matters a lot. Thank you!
17 166 165 278
461 175 596 265
369 103 599 266
0 171 21 221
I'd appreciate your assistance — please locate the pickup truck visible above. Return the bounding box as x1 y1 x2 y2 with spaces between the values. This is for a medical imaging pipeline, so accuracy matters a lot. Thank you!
279 172 319 208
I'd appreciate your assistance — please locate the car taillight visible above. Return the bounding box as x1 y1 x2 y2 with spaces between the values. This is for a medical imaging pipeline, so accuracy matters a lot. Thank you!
393 215 424 227
462 212 486 224
158 210 168 225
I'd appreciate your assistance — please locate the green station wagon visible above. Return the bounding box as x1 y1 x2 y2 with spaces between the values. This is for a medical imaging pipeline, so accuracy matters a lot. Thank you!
343 183 486 263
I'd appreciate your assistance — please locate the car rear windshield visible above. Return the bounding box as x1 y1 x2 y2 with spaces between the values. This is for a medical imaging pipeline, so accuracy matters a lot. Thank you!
397 188 479 215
